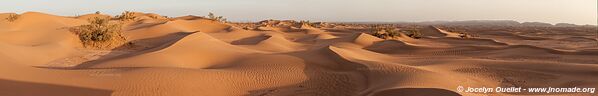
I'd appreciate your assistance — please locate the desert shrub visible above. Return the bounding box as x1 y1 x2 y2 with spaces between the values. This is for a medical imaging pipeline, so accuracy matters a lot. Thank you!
207 12 227 22
115 11 136 21
70 17 128 49
371 27 423 39
438 26 471 38
458 33 469 38
5 14 19 22
299 20 310 24
149 15 159 19
258 19 277 27
400 28 423 39
310 22 327 28
95 11 101 14
371 27 401 39
300 20 313 27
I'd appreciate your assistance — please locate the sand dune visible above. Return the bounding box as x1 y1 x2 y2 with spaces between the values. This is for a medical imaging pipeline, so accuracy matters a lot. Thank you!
1 12 597 96
559 36 598 42
76 14 112 20
0 12 86 30
419 26 462 38
77 32 256 69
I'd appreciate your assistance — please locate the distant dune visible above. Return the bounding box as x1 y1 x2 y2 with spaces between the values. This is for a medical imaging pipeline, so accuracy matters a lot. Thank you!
0 12 597 96
339 20 597 27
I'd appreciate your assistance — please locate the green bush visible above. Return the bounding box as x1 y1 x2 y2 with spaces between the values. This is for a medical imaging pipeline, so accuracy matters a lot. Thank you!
70 17 128 49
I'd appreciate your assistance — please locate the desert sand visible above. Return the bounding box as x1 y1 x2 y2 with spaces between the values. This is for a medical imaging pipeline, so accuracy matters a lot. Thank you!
0 12 597 96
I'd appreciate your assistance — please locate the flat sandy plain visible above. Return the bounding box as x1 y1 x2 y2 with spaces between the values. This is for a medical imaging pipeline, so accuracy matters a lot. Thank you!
0 12 597 96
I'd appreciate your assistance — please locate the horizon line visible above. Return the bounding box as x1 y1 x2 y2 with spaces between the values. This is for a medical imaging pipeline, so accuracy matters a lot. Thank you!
4 11 597 26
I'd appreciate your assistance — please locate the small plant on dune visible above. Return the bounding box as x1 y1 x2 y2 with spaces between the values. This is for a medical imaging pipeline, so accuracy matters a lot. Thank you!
149 15 159 19
458 33 469 38
5 14 19 22
371 27 401 39
207 12 227 22
400 28 423 39
371 27 423 39
95 11 101 14
115 11 137 21
70 17 128 49
441 27 471 38
299 20 313 27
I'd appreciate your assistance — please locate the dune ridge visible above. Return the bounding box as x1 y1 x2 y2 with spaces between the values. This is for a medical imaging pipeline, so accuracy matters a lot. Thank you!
0 12 597 96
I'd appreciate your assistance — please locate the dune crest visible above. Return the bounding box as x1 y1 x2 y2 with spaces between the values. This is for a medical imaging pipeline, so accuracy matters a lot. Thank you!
1 12 597 96
79 32 255 69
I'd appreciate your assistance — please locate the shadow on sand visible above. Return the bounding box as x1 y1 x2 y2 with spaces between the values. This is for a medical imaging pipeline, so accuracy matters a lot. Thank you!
73 32 196 69
0 79 113 96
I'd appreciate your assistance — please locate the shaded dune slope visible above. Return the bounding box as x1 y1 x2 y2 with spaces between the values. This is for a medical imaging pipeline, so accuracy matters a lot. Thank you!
0 12 597 96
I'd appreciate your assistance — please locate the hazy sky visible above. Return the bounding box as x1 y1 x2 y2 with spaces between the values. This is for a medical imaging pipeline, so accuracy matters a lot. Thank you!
1 0 596 25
